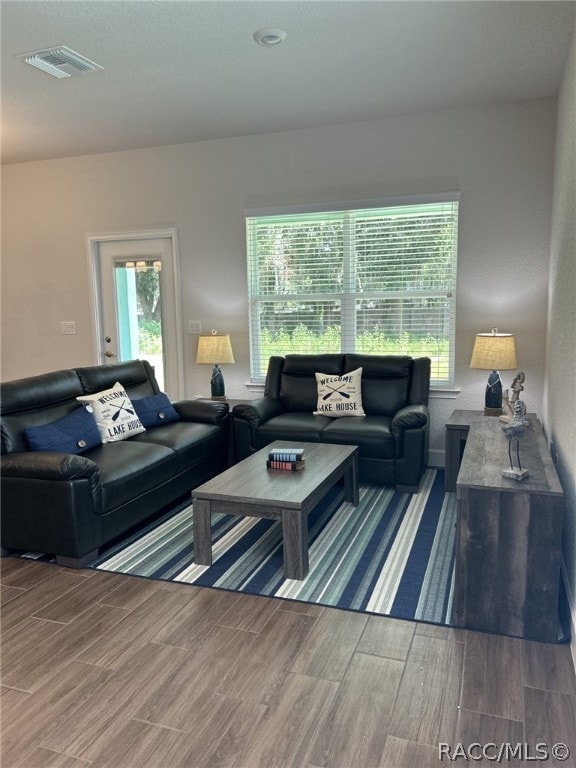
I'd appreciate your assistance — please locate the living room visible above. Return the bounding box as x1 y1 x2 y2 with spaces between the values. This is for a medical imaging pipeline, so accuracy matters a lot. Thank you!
1 1 576 761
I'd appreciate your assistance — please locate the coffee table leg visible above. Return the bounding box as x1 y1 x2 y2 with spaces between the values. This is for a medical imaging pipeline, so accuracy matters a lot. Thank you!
282 508 308 579
193 498 213 566
344 454 359 506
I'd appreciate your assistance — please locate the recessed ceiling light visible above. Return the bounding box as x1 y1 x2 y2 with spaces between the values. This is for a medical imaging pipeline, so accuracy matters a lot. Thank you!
253 28 287 46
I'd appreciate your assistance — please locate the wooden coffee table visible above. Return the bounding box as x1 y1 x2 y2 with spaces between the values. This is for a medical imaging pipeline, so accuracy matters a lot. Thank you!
192 441 359 579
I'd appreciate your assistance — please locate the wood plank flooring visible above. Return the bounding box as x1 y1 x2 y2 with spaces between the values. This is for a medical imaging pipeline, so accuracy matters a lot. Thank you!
2 557 575 768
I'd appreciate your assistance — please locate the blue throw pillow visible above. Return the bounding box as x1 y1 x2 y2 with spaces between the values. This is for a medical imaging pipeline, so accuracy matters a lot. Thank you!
132 393 180 428
25 406 102 454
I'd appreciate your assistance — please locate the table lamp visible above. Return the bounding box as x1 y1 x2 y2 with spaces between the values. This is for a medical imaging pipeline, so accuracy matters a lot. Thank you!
470 328 517 416
196 330 235 400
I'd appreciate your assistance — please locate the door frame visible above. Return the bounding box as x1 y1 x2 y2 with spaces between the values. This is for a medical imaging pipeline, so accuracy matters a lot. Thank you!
86 228 184 399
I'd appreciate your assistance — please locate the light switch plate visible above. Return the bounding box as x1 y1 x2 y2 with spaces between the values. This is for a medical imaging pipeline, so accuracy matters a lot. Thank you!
61 321 76 335
188 320 202 334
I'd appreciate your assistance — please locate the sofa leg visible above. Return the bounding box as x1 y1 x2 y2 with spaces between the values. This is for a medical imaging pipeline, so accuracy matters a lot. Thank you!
55 549 99 569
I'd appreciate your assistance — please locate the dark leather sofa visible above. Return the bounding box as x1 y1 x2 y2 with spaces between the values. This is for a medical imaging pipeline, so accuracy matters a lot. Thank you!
233 354 430 491
1 360 228 567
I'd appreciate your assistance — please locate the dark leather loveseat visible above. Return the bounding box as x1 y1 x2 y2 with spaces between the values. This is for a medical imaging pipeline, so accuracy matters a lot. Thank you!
233 354 430 491
1 360 228 567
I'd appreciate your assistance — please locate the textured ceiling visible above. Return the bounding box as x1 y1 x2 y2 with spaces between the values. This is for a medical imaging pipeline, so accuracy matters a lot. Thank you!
1 0 575 164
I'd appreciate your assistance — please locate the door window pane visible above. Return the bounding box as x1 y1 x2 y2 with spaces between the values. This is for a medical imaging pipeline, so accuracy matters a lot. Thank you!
115 259 164 389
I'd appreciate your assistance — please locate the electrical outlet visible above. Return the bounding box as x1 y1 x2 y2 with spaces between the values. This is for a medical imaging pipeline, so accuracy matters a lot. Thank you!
188 320 202 335
61 321 76 335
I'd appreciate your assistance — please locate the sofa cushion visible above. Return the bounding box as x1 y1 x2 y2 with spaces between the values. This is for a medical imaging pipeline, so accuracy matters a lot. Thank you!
25 406 102 455
314 367 365 418
279 354 344 412
1 369 85 455
257 412 333 446
77 383 146 443
344 354 413 416
322 415 396 460
82 440 175 512
131 422 223 474
76 359 159 399
132 393 180 428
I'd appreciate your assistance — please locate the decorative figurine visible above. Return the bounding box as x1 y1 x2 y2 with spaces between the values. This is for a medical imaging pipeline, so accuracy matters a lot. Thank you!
500 371 526 423
501 400 529 480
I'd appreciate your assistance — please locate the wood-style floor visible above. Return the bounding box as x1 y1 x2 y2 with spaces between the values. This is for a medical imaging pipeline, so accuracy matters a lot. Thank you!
2 557 575 768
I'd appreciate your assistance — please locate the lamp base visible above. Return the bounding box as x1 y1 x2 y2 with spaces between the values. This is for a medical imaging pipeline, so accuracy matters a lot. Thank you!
484 370 503 414
210 364 225 398
210 395 228 401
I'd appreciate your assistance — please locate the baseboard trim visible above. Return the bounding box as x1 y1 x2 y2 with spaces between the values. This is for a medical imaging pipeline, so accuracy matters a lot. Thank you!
561 557 576 673
428 448 445 468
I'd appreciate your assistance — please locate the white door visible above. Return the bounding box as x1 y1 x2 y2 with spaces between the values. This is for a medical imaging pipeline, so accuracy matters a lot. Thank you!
87 230 183 398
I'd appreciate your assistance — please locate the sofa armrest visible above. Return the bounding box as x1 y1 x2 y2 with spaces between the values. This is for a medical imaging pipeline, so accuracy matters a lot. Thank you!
1 451 102 512
390 404 429 437
1 451 100 482
1 452 103 561
232 397 284 460
394 405 430 489
233 397 284 426
172 399 229 425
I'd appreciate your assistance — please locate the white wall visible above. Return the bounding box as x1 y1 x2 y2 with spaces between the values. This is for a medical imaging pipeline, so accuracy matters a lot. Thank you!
1 97 557 460
545 18 576 663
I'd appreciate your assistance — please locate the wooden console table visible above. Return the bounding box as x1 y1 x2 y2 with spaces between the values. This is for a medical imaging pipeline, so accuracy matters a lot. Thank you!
452 415 564 642
445 410 484 491
445 409 538 491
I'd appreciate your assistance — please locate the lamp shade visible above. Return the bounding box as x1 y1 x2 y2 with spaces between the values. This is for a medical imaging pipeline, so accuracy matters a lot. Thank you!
196 333 235 365
470 330 517 371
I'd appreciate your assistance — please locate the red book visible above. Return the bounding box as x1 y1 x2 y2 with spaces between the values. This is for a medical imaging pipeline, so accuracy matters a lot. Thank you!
266 459 305 471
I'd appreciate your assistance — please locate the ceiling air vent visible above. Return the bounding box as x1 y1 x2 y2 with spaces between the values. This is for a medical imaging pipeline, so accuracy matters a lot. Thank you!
17 46 103 79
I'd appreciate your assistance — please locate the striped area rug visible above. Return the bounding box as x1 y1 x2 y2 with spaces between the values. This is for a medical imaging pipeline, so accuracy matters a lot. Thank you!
92 468 458 626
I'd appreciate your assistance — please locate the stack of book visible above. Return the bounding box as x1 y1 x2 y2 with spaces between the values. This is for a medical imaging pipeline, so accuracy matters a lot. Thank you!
266 447 305 471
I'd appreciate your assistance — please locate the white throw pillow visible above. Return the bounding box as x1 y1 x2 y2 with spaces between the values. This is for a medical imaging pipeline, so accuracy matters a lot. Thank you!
77 382 145 442
314 367 365 418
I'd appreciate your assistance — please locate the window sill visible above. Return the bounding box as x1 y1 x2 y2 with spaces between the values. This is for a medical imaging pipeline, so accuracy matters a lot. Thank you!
430 388 460 399
245 381 265 393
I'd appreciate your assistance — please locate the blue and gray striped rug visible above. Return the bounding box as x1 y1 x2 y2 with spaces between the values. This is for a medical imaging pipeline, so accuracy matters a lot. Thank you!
92 468 457 626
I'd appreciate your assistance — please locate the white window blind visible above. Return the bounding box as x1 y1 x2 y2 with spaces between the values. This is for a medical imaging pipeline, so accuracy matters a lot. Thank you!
246 197 459 386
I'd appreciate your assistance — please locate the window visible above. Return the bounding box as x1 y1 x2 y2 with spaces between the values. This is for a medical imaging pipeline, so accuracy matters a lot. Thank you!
245 195 459 386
